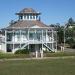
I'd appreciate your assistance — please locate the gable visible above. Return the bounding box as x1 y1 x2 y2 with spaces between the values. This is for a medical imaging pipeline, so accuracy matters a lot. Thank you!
31 25 40 28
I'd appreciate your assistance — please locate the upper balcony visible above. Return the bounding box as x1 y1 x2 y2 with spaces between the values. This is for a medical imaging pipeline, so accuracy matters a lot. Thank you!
6 29 57 44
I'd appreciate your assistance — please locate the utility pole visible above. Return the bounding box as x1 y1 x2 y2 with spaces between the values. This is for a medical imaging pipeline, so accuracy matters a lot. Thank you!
64 24 67 51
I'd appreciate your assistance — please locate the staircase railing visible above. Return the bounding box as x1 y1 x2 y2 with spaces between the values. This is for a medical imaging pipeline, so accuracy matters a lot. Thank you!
20 42 28 49
14 42 29 51
43 43 53 52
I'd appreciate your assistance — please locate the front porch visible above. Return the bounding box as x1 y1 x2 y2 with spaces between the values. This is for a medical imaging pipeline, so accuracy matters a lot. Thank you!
4 28 57 53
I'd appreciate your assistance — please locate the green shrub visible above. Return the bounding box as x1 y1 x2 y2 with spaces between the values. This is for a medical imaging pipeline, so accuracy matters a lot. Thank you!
66 38 75 48
15 49 30 54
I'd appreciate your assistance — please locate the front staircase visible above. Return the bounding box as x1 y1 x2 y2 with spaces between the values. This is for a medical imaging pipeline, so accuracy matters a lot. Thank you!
43 43 53 52
20 42 28 49
14 42 29 52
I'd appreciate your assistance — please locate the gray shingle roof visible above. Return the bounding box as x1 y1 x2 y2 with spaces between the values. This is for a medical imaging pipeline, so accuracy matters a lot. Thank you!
16 8 40 15
20 8 36 13
7 20 49 29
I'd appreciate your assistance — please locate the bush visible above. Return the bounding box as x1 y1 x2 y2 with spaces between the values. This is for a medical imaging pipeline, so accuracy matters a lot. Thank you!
15 49 30 54
66 38 75 48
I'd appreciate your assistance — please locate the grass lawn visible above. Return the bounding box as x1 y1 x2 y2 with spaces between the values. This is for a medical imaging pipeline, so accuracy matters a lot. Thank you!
0 52 75 59
0 58 75 75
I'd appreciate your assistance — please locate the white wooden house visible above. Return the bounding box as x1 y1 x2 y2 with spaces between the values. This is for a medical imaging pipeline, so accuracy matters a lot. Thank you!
1 8 57 53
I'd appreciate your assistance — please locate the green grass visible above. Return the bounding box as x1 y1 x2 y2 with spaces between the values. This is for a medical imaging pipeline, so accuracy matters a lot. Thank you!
0 52 75 59
0 58 75 75
0 53 30 59
44 52 75 57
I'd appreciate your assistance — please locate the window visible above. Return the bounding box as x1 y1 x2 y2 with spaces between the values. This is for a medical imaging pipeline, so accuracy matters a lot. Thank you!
33 16 35 19
15 32 20 41
30 15 32 19
27 15 29 20
7 33 12 41
20 16 23 19
24 15 26 19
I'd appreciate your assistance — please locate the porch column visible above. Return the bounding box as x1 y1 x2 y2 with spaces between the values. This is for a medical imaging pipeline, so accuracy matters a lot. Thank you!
32 15 33 20
35 50 38 58
41 44 43 58
35 29 36 41
28 29 29 49
55 31 57 52
41 30 43 58
26 15 27 20
12 30 15 53
42 30 43 46
35 16 36 20
35 30 38 58
29 15 30 20
52 30 54 52
5 30 7 53
46 29 47 45
45 29 47 51
23 15 24 20
20 30 21 48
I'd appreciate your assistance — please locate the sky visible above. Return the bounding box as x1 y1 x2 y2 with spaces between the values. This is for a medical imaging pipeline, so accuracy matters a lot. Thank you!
0 0 75 28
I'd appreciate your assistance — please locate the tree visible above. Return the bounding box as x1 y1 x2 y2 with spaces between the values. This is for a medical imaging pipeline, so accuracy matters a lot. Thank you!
57 26 64 44
50 23 64 44
66 17 75 28
65 18 75 48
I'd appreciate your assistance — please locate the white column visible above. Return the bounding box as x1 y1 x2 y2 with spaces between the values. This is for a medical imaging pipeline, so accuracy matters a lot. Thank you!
28 29 29 49
5 30 7 53
26 15 27 20
12 30 15 53
52 30 54 52
36 50 38 58
35 29 36 41
29 15 30 20
42 30 43 42
46 29 47 49
46 30 47 45
35 16 36 20
41 44 43 58
23 15 24 20
55 31 57 52
32 15 33 20
41 30 43 58
20 30 21 48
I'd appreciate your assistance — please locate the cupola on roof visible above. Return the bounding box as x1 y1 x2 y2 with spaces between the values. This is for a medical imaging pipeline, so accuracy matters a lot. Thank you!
20 8 36 13
6 8 50 29
16 8 41 15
